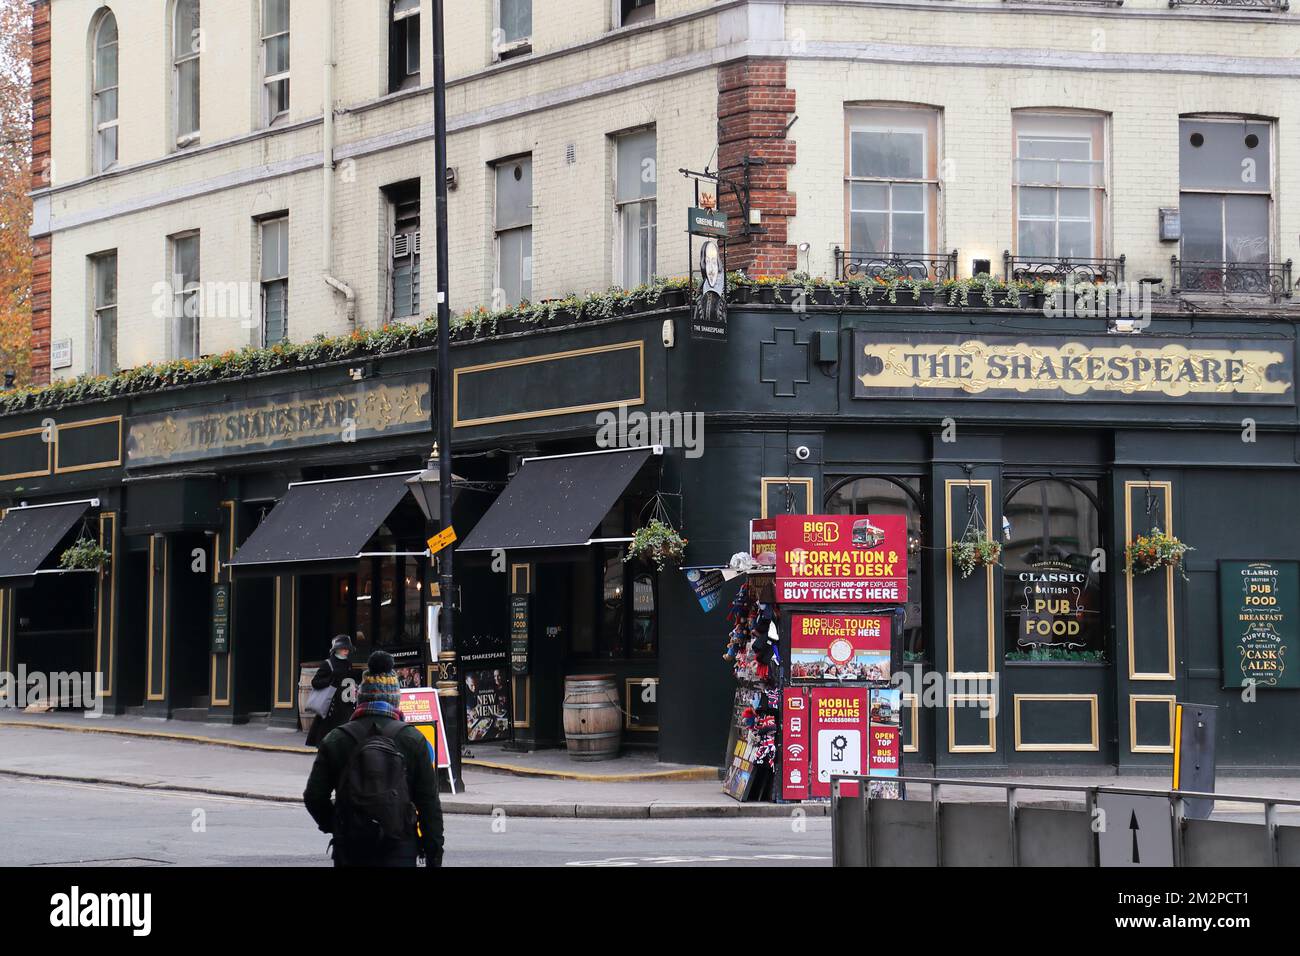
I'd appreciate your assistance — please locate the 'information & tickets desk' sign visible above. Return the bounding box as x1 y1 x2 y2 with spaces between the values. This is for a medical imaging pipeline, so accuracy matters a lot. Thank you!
774 515 908 604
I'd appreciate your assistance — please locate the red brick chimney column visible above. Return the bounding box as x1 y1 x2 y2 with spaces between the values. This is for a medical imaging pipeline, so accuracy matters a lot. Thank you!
716 59 797 278
30 0 52 386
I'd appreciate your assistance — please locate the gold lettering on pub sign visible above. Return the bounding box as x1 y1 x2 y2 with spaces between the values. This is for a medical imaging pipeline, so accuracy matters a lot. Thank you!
127 378 430 465
858 340 1291 398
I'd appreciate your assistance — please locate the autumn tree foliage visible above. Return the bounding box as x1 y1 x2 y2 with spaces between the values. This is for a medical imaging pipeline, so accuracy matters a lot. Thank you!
0 0 32 384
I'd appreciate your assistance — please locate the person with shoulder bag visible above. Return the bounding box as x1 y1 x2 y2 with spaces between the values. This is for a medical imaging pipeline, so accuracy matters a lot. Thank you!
303 651 445 867
305 635 356 747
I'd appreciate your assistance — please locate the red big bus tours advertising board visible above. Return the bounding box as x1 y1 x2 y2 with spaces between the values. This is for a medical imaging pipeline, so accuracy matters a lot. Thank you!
773 515 906 803
774 515 908 604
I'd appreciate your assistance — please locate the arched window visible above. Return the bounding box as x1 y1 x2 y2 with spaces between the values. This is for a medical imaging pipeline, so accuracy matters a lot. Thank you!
1002 478 1105 662
826 476 925 660
91 10 119 172
172 0 201 147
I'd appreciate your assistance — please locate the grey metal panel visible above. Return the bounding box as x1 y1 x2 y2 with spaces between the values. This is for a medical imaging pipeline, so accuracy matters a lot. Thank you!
1277 824 1300 866
1183 819 1271 866
833 795 868 867
1017 806 1093 866
869 798 936 866
941 802 1012 866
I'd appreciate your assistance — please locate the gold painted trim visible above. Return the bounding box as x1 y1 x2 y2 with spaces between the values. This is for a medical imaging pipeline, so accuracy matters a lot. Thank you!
146 536 169 701
1124 480 1176 681
760 477 814 518
903 692 919 753
0 425 53 481
1012 693 1100 752
53 415 123 474
210 501 236 708
96 512 117 698
624 676 660 732
1129 693 1177 754
273 577 297 709
453 340 646 428
947 693 997 753
0 588 8 681
510 563 532 595
944 479 996 675
512 675 531 729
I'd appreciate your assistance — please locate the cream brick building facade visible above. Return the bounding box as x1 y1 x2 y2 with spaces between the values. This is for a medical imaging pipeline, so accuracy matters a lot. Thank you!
29 0 1300 382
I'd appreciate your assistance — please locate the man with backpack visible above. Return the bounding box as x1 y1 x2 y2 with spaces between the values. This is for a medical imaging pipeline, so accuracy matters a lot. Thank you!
304 650 445 867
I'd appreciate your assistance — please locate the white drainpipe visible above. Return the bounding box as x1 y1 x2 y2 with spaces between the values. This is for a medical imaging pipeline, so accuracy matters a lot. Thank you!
322 0 356 324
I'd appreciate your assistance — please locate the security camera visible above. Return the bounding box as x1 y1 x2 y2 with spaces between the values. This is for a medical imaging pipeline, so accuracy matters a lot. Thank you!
794 445 811 462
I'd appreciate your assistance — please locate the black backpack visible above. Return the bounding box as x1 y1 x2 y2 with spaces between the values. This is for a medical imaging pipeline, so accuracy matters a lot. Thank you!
333 721 417 857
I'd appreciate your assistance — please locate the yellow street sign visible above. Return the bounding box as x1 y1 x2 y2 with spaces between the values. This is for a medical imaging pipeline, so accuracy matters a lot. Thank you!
427 527 457 556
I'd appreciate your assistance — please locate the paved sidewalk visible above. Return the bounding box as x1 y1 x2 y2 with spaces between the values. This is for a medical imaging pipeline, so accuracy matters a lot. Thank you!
2 713 1298 820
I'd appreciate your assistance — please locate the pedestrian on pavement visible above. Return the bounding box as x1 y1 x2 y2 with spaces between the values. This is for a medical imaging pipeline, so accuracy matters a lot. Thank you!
303 650 444 868
305 635 356 747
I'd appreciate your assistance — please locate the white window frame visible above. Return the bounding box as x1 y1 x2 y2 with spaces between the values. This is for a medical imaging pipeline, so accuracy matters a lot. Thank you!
390 0 421 92
172 0 201 148
1012 111 1108 261
615 0 656 28
260 217 289 346
90 251 118 376
844 106 941 257
494 0 532 60
493 157 533 308
91 12 119 174
1178 116 1276 265
614 129 657 288
169 231 201 360
261 0 290 127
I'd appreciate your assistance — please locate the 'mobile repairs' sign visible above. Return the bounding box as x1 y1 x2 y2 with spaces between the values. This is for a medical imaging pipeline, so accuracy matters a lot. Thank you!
774 514 908 603
854 333 1294 404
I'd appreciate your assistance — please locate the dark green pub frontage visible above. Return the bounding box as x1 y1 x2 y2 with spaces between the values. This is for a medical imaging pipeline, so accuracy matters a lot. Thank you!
2 293 1299 774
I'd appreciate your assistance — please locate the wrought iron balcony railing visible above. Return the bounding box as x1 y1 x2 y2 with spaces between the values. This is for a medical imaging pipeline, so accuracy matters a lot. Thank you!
1170 256 1293 301
834 248 959 282
1004 252 1126 285
1169 0 1288 10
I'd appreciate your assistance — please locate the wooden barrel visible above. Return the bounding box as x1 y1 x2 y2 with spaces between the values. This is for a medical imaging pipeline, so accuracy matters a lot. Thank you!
563 674 622 761
298 664 318 736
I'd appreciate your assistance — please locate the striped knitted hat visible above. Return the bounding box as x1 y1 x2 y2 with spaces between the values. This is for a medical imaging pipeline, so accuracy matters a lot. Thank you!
356 650 400 708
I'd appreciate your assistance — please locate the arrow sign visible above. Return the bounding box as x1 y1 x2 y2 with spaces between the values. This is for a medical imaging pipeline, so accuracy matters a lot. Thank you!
1097 793 1174 867
1130 811 1140 865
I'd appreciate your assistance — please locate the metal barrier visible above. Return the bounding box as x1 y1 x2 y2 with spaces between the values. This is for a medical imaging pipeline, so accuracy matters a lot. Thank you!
830 774 1300 867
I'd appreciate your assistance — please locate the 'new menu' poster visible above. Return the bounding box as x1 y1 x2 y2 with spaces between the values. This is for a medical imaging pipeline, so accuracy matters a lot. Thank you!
1219 560 1299 689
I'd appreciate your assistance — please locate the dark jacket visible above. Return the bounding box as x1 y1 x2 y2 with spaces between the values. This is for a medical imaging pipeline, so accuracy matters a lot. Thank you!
305 655 355 747
303 714 445 867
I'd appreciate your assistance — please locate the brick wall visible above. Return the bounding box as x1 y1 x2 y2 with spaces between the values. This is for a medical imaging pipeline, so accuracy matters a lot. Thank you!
716 59 797 277
30 0 51 386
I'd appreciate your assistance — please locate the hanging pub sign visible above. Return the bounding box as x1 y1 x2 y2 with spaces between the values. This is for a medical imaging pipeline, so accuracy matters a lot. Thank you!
774 514 908 603
1219 560 1299 689
854 333 1294 405
789 613 891 682
690 239 728 342
687 207 729 238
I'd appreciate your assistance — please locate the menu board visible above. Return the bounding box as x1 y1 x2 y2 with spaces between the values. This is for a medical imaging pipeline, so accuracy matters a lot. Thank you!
510 595 529 675
1219 560 1299 689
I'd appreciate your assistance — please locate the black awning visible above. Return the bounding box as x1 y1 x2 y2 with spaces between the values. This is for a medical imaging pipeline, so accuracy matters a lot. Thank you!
227 472 416 573
0 501 93 583
460 448 654 552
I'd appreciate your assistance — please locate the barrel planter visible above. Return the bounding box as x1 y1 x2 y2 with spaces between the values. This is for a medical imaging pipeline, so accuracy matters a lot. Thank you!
298 663 317 735
562 674 622 760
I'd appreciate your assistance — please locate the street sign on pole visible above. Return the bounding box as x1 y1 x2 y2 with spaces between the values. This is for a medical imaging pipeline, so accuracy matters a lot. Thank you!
1097 792 1174 867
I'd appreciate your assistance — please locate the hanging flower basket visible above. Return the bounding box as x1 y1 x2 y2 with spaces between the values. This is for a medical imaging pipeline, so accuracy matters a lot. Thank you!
59 537 110 571
1126 526 1191 579
951 529 1002 580
625 519 688 571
